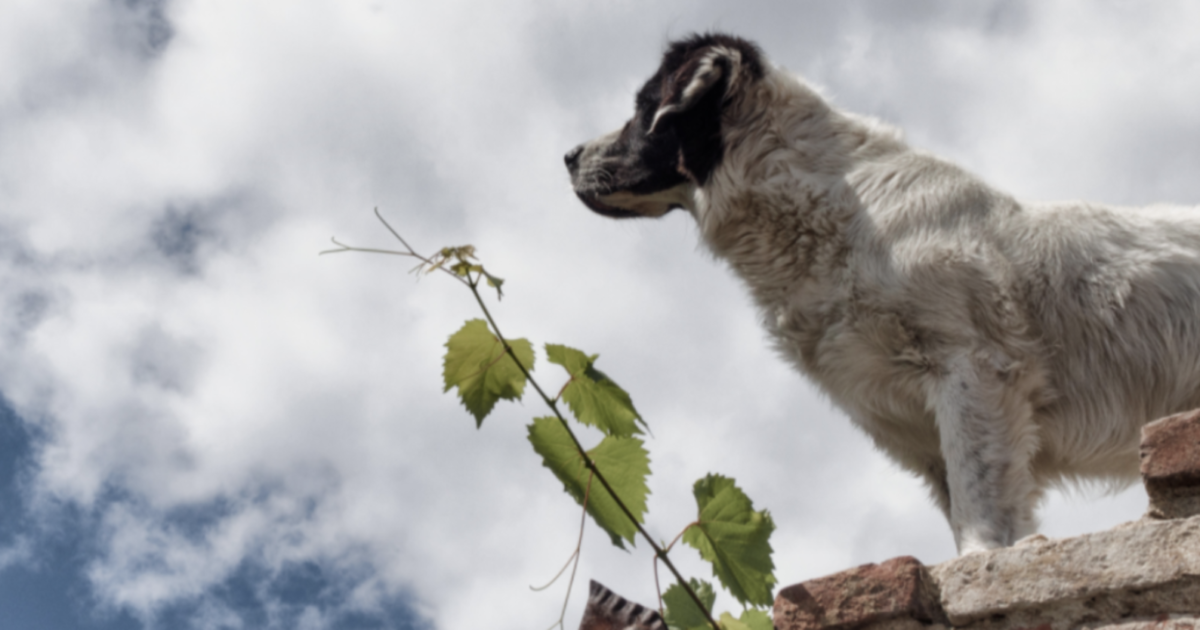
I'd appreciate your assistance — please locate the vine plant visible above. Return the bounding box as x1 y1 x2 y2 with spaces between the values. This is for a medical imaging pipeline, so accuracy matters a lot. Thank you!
323 209 777 630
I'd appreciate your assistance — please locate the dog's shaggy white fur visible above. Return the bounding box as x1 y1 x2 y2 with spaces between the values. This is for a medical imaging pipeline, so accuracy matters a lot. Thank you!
565 34 1200 555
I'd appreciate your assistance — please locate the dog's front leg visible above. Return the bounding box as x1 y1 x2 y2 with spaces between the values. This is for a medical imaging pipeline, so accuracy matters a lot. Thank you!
934 351 1041 554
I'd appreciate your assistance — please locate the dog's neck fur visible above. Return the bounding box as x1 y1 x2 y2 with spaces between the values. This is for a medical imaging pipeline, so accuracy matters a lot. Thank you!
690 69 907 310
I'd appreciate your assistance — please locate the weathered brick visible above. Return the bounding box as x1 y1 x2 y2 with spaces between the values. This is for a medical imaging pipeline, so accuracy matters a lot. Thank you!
1141 408 1200 519
1079 614 1200 630
773 556 946 630
931 516 1200 629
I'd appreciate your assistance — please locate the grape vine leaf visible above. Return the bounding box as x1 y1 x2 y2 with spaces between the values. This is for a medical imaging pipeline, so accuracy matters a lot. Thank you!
682 474 777 607
442 319 534 426
739 610 773 630
526 416 650 549
662 578 715 630
545 343 644 438
718 610 772 630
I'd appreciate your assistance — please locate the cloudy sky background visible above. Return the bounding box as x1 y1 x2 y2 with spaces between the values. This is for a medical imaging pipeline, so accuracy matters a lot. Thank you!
3 1 1199 628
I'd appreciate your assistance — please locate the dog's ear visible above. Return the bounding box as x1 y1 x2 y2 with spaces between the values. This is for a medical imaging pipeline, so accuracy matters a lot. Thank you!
649 47 743 135
648 45 751 184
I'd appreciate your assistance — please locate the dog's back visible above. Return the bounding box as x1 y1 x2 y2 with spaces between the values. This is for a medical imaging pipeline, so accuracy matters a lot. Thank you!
1005 201 1200 473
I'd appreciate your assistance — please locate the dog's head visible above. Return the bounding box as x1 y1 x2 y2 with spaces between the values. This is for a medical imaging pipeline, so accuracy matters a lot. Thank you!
565 33 766 218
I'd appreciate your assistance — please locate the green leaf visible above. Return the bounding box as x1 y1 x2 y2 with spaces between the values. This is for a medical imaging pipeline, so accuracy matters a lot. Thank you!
545 343 643 438
442 319 533 426
682 474 777 607
734 610 772 630
663 578 715 630
526 416 650 549
482 271 504 299
717 613 746 630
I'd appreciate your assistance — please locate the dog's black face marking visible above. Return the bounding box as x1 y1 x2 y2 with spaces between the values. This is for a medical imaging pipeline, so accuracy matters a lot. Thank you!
650 33 764 183
566 33 765 219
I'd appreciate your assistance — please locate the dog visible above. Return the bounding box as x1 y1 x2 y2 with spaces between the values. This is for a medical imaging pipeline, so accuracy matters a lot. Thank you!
565 33 1200 555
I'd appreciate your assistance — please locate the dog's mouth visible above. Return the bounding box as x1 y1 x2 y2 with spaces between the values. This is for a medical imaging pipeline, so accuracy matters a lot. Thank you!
576 189 688 219
566 133 691 218
575 191 645 219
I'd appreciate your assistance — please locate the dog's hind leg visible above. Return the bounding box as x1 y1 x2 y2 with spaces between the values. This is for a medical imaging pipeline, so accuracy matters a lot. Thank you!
934 350 1042 554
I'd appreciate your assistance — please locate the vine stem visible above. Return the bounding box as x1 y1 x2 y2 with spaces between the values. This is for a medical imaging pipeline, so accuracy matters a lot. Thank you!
532 471 594 630
326 210 721 630
464 270 719 630
656 521 700 613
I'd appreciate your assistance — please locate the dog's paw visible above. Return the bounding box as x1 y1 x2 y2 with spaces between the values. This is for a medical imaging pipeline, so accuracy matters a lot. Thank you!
1014 533 1049 547
1012 532 1051 547
956 539 999 556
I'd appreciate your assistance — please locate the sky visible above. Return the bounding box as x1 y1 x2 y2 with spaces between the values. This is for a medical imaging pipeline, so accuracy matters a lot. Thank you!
2 1 1200 628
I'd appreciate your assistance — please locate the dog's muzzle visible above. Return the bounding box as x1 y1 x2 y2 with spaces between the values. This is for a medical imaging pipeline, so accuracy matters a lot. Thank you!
564 145 584 171
564 142 642 218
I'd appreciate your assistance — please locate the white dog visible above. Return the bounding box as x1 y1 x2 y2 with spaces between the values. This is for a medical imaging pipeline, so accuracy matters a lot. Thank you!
565 33 1200 555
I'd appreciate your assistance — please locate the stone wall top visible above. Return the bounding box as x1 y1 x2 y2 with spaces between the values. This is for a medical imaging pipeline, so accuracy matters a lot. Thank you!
773 409 1200 630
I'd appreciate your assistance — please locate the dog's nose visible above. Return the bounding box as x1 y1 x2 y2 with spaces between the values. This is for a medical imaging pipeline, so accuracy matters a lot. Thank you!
564 145 584 171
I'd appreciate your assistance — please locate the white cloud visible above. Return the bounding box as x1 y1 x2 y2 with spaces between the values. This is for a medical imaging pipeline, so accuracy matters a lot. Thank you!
1 1 1195 628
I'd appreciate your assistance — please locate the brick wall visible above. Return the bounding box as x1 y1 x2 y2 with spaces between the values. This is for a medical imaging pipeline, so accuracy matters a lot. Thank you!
773 410 1200 630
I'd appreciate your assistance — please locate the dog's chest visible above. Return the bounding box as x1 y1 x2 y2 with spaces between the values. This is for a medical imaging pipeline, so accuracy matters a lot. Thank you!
704 188 940 424
742 255 939 431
